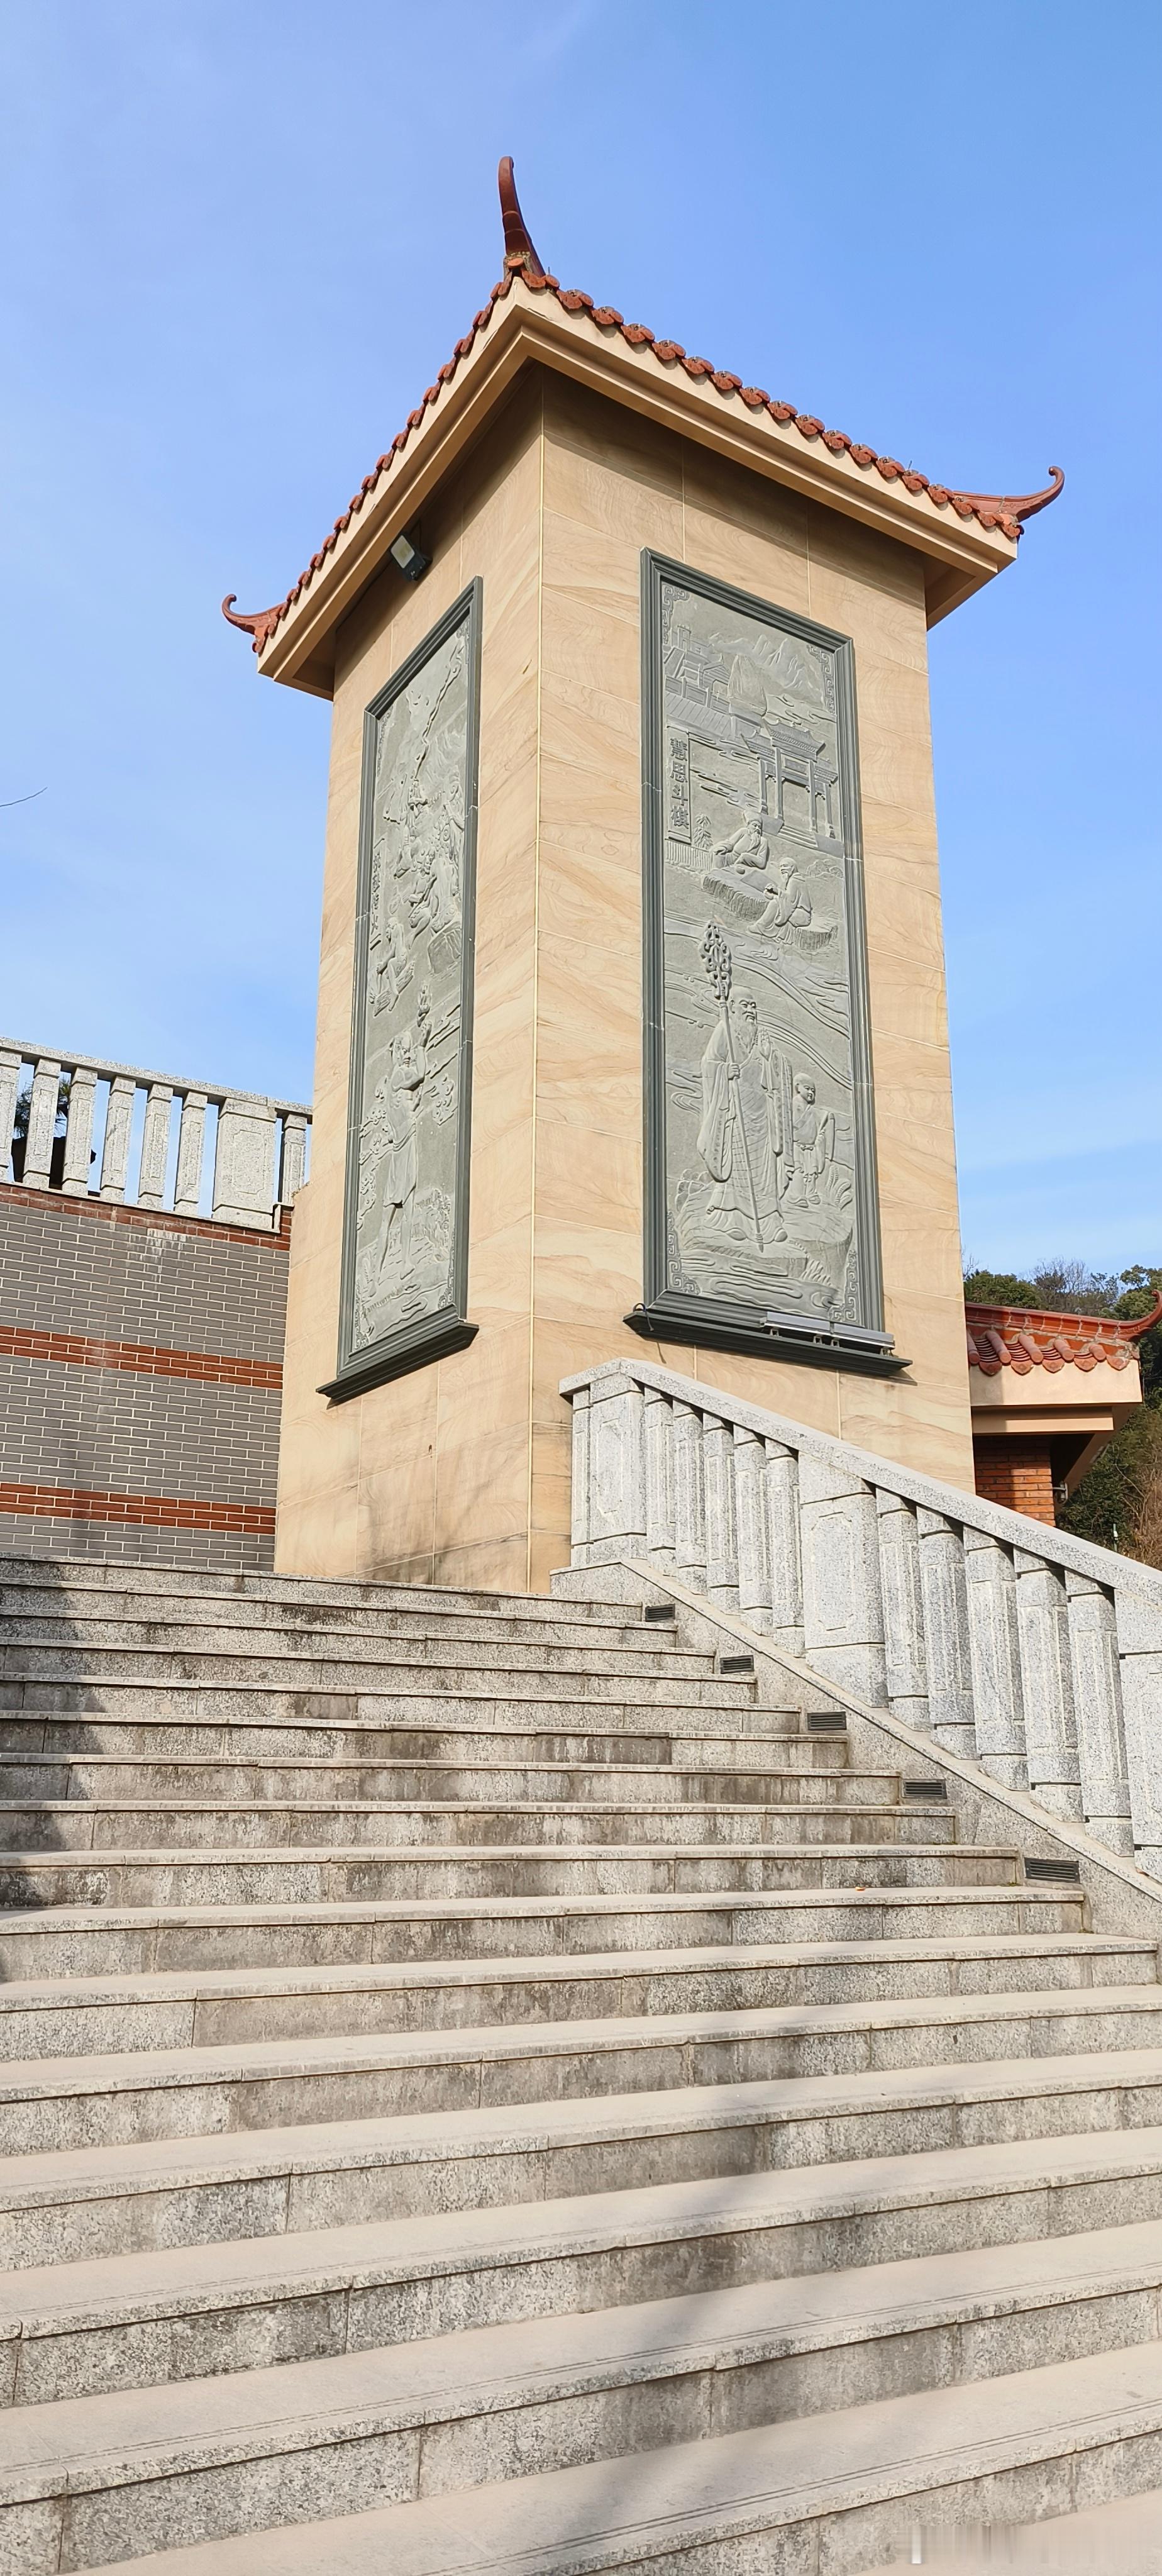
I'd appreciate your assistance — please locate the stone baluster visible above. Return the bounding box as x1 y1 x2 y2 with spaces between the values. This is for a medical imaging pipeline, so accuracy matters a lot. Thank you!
582 1370 646 1564
99 1075 136 1202
23 1057 62 1189
702 1413 739 1610
0 1050 23 1175
672 1400 706 1588
733 1428 770 1631
60 1065 97 1196
569 1383 592 1563
763 1440 804 1657
799 1452 887 1704
916 1510 977 1759
1111 1585 1162 1873
643 1388 675 1567
279 1110 309 1203
963 1530 1027 1790
1014 1552 1082 1819
212 1097 277 1226
1065 1572 1132 1854
875 1491 929 1729
174 1092 208 1216
137 1083 174 1209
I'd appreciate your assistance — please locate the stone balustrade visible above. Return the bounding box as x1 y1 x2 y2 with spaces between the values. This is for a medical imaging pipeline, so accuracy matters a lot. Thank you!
563 1356 1162 1875
0 1040 310 1229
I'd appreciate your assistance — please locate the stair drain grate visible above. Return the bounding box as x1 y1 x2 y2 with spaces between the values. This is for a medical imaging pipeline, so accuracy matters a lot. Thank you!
902 1777 948 1801
1024 1853 1083 1884
643 1605 676 1624
807 1710 847 1733
718 1653 755 1675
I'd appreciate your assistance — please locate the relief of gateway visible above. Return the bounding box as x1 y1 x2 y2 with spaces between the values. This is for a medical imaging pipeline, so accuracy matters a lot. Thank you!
658 575 865 1329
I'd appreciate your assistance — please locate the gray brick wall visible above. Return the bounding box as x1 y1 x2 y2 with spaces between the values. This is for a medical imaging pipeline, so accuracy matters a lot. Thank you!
0 1187 290 1573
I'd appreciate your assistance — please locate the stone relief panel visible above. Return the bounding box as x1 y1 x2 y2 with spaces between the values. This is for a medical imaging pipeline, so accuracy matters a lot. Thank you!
646 562 880 1338
340 587 480 1380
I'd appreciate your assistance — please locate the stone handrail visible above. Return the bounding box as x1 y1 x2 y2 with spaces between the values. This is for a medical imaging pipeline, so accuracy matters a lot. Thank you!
0 1039 311 1230
562 1357 1162 1876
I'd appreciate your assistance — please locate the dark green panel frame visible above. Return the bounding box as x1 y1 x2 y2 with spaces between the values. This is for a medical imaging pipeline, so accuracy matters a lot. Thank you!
633 550 904 1379
321 580 482 1402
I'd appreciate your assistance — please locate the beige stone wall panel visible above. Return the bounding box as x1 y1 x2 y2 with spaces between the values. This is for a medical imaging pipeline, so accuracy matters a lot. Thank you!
277 362 975 1589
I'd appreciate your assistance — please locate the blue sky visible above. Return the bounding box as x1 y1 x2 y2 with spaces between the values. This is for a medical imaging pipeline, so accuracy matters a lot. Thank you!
3 0 1158 1274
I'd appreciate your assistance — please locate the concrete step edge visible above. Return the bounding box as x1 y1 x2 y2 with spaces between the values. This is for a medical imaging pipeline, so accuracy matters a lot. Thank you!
73 2336 1162 2576
0 2218 1159 2509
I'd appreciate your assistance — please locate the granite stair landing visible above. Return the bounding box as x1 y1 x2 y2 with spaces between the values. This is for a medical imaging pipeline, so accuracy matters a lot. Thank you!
1 1560 1162 2571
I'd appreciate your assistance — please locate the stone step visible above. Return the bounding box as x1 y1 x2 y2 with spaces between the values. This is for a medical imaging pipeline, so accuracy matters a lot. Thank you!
3 2123 1162 2407
2 2012 1162 2212
76 2337 1162 2576
0 1813 956 1889
0 1704 805 1757
0 1679 768 1728
0 1755 897 1815
0 1618 712 1680
0 1648 755 1708
865 2489 1162 2574
0 1789 916 1857
5 2221 1162 2570
0 1810 964 1867
2 2032 1161 2190
0 1864 1083 1935
0 1588 676 1650
0 1953 1125 2070
0 1560 631 1625
0 1904 1121 1986
0 1834 984 1916
0 1841 986 1931
0 1728 843 1789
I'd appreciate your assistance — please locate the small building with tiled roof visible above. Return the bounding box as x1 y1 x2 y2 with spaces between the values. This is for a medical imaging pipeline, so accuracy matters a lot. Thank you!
966 1296 1159 1525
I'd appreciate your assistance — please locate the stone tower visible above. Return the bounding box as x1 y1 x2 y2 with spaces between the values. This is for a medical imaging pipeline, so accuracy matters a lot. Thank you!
225 160 1062 1593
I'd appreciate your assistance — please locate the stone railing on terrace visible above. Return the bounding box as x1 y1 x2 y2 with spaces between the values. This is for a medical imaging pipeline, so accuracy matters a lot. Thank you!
563 1356 1162 1876
0 1040 310 1231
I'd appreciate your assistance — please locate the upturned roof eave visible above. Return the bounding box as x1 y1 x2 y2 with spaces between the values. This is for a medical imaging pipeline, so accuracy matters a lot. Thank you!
256 280 1019 698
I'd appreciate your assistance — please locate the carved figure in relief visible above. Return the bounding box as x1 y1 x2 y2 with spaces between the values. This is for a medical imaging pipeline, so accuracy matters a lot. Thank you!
697 927 786 1250
373 914 412 1016
713 811 768 877
406 838 441 937
753 853 813 935
785 1076 835 1208
374 991 431 1277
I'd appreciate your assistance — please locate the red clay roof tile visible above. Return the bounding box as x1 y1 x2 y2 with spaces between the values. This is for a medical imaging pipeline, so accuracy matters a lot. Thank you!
224 160 1066 658
965 1295 1161 1377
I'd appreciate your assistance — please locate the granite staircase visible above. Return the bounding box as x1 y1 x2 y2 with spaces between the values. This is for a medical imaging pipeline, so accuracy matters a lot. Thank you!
1 1559 1162 2570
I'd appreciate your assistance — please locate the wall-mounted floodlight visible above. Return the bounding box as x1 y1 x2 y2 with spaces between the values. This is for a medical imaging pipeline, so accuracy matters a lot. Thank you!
388 530 430 583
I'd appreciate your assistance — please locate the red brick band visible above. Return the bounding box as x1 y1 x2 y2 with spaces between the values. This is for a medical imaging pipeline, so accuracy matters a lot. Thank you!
0 1324 282 1390
0 1482 275 1536
0 1183 292 1252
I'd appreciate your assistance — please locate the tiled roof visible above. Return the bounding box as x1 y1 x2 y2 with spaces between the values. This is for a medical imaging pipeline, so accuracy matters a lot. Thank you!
965 1296 1162 1379
223 160 1065 658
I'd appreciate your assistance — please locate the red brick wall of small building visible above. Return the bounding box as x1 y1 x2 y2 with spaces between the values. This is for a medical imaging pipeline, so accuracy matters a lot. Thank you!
973 1435 1057 1527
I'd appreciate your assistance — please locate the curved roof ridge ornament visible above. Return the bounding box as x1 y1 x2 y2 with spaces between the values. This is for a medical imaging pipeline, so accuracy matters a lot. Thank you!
221 593 282 652
1119 1285 1162 1341
947 464 1065 525
498 155 545 280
